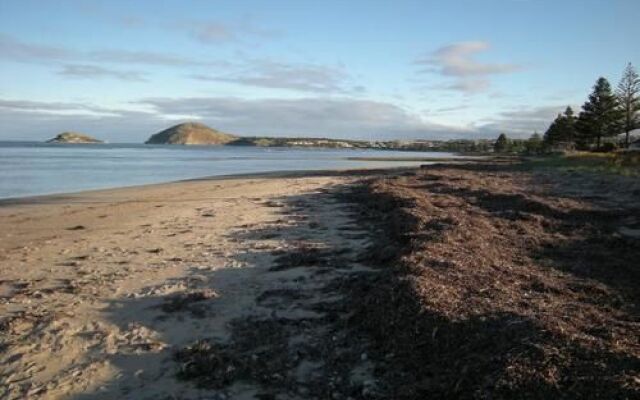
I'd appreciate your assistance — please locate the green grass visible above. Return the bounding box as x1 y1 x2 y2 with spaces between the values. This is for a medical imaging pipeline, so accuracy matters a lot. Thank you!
522 151 640 176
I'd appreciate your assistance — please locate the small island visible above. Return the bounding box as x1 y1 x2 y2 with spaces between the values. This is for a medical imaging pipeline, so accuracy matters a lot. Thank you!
46 132 103 144
145 122 236 145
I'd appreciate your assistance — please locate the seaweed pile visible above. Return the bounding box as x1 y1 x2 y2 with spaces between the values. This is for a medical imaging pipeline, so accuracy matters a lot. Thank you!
348 163 640 399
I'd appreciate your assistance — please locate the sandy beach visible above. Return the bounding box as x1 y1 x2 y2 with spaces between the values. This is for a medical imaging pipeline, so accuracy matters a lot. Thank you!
0 170 388 399
1 162 639 399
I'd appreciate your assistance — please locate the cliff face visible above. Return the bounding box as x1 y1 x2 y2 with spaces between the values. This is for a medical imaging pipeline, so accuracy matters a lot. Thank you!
46 132 103 143
145 123 236 145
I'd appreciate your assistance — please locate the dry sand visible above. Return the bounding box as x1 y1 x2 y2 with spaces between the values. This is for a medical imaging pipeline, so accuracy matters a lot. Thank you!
0 173 380 399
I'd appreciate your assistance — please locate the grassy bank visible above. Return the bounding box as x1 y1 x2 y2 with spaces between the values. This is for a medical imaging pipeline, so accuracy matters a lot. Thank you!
523 151 640 176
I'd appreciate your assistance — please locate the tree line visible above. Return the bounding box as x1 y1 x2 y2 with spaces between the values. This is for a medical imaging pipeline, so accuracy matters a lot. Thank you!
494 63 640 154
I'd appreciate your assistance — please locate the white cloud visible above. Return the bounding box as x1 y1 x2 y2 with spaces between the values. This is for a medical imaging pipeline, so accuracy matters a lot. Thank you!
474 105 571 137
416 41 522 93
57 64 147 81
0 96 473 142
190 60 353 93
136 96 471 139
1 98 563 142
176 18 280 45
0 99 120 116
0 34 224 67
0 33 71 63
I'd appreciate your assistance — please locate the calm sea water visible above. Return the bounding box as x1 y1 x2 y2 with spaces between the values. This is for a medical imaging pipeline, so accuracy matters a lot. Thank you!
0 142 458 199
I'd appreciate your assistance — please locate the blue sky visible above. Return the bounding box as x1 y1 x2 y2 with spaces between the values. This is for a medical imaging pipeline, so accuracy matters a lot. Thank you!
1 0 638 142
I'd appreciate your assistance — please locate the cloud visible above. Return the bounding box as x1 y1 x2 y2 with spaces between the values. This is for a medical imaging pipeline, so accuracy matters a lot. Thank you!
424 41 521 77
440 79 490 93
190 22 236 43
0 99 119 116
3 96 562 142
0 99 161 142
190 60 352 93
1 34 354 93
429 104 471 114
416 41 521 93
136 96 471 139
0 33 71 62
474 105 570 137
57 64 147 81
0 96 474 141
1 96 564 142
88 49 225 67
0 34 223 67
182 18 281 45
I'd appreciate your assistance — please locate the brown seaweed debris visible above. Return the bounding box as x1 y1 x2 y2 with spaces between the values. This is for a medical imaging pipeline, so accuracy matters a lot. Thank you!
346 163 640 399
270 244 351 271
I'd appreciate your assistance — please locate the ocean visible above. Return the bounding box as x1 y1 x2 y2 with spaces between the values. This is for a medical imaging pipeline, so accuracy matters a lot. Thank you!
0 142 459 199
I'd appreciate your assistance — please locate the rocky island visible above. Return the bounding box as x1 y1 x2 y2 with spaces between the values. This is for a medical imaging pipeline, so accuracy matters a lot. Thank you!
145 122 236 145
46 132 103 144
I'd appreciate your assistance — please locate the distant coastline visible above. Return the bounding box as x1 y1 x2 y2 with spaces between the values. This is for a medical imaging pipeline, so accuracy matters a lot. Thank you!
140 122 495 152
31 122 496 153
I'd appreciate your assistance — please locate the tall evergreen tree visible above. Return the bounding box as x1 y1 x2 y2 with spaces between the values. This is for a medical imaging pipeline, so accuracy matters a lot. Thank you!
543 106 576 147
562 106 577 142
576 77 621 150
494 133 509 153
544 114 564 146
616 63 640 148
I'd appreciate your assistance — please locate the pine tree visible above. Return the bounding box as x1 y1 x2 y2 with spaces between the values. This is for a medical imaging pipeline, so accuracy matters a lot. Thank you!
543 106 576 148
562 106 577 143
576 77 621 150
616 63 640 148
543 114 563 146
494 133 508 153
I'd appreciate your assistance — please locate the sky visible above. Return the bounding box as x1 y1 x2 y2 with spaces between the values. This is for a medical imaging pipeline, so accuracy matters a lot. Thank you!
0 0 639 143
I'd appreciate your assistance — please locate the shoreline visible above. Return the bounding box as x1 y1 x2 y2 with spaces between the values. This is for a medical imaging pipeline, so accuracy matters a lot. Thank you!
0 164 423 206
0 141 468 202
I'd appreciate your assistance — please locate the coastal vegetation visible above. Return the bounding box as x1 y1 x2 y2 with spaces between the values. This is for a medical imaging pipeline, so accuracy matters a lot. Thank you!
494 63 640 155
524 151 640 176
